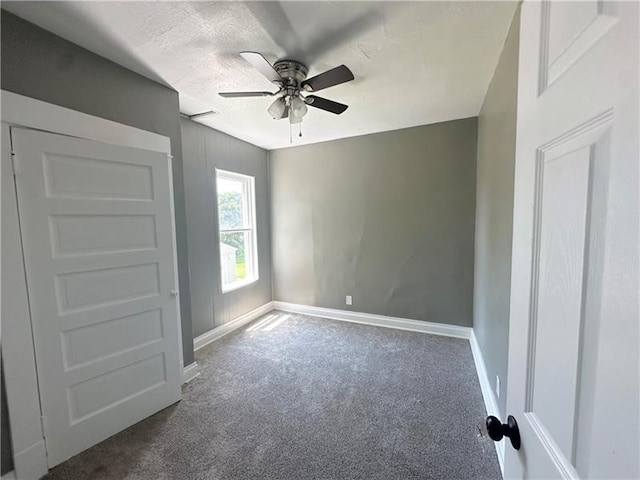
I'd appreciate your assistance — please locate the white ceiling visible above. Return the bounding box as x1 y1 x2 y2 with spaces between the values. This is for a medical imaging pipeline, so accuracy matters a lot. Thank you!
3 1 518 150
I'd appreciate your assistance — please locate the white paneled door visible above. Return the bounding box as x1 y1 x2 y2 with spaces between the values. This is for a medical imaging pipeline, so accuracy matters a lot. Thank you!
505 1 638 479
11 127 182 467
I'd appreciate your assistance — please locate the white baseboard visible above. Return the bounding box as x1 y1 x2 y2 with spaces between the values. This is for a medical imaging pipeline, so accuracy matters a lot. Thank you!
272 301 472 339
193 302 274 352
182 362 200 384
470 331 505 475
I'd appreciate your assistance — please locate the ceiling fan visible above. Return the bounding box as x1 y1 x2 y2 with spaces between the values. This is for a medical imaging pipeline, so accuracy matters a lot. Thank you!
219 52 354 125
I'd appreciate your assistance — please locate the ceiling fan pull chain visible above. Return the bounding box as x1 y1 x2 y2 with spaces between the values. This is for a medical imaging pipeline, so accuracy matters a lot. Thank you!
299 124 302 138
290 123 292 144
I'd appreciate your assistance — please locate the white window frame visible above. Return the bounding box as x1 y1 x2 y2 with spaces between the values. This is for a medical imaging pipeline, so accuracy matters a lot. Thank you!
216 169 259 293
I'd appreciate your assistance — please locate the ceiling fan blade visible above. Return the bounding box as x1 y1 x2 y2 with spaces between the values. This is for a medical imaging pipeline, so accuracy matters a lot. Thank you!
219 91 275 98
305 95 348 115
240 51 282 84
301 65 354 92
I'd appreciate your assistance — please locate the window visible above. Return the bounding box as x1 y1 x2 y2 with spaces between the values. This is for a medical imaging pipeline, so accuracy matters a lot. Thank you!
216 169 259 292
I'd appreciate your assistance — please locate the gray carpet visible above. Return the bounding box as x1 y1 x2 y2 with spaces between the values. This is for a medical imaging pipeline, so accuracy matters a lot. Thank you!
47 312 501 479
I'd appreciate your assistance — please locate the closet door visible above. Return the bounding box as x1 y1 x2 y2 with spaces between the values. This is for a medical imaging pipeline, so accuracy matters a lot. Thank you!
12 127 182 467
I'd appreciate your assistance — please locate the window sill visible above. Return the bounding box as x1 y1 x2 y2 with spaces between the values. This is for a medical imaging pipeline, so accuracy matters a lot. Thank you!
221 277 259 294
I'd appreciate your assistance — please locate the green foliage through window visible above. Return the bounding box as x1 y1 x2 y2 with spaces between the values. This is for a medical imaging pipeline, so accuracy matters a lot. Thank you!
218 191 243 230
218 191 246 263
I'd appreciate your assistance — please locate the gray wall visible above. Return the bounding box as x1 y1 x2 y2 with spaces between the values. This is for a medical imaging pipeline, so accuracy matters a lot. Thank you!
0 9 194 366
270 119 477 327
181 119 272 337
473 8 520 416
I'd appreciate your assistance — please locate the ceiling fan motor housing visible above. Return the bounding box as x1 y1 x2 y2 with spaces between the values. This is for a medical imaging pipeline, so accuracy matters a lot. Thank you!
273 60 308 87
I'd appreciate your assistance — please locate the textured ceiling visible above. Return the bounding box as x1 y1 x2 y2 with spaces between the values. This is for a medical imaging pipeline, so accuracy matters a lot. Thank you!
3 1 518 150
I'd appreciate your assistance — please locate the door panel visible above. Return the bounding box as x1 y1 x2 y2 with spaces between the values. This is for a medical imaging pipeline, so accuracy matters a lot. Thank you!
531 141 592 462
506 1 638 479
61 308 164 368
541 1 617 90
49 214 157 256
12 128 182 467
42 152 154 200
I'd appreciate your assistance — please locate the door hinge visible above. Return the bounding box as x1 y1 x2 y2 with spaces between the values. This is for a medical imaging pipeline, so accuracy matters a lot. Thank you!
10 150 18 175
170 290 179 297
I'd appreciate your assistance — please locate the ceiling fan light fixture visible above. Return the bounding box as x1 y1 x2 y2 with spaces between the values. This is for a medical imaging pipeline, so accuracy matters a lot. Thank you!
267 97 286 119
290 96 308 118
289 111 303 124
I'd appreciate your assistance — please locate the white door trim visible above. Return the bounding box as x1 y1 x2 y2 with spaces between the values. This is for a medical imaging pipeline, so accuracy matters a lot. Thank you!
0 90 170 154
1 470 17 480
469 332 506 474
2 123 49 480
1 91 175 479
182 362 201 384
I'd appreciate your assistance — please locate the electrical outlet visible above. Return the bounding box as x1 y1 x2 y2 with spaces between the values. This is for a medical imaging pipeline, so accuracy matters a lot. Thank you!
346 295 353 306
496 375 501 399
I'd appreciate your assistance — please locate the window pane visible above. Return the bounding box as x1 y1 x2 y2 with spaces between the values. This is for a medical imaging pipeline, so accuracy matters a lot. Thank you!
217 177 246 230
220 231 253 287
216 169 258 292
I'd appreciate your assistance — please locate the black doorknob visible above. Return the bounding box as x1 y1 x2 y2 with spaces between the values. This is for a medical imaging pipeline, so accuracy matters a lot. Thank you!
486 415 521 450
